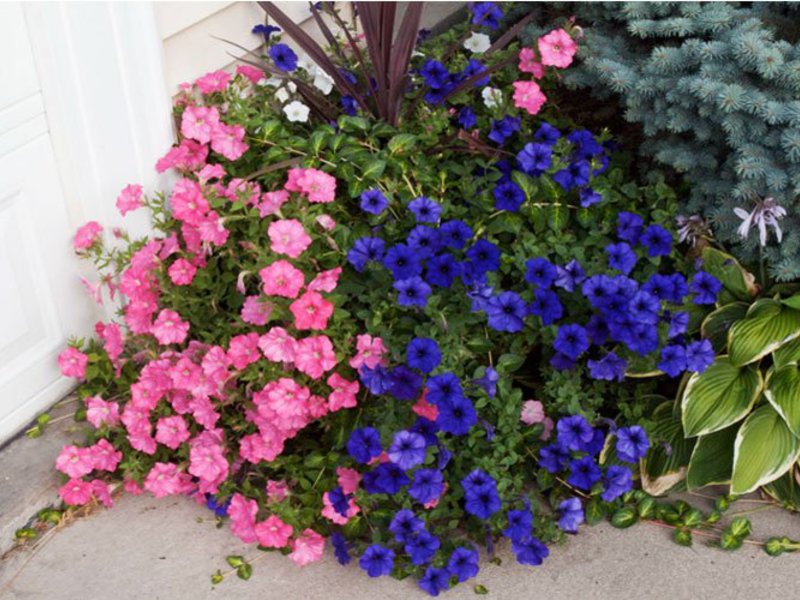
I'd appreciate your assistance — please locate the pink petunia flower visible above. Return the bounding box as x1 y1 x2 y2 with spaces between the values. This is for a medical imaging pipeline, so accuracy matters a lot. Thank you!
59 479 94 506
241 295 273 326
512 80 547 116
180 105 220 144
197 163 225 183
296 168 336 203
294 336 337 379
348 334 388 370
87 438 122 472
151 309 190 345
96 322 124 367
290 291 334 330
266 480 290 502
155 415 191 450
227 332 261 370
326 373 359 412
156 138 209 173
73 221 103 251
58 347 88 379
258 327 298 363
197 211 229 246
518 47 545 78
210 123 248 161
538 28 577 68
260 259 305 298
188 442 228 484
194 70 231 94
412 390 438 421
168 258 197 286
143 462 185 498
315 214 336 231
254 515 293 548
258 190 290 217
85 395 121 428
289 529 325 566
321 492 360 524
116 183 143 216
268 219 312 258
228 493 259 543
520 400 546 425
201 345 230 384
308 267 342 293
337 467 361 495
236 64 265 84
55 445 94 479
91 479 114 508
284 168 304 192
80 277 103 305
170 178 209 225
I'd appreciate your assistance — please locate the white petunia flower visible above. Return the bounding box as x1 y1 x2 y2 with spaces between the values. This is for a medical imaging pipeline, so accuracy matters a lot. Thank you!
312 68 334 95
275 87 290 103
286 81 297 93
463 32 491 54
734 197 787 247
283 100 310 122
264 76 283 88
482 86 503 109
296 53 315 73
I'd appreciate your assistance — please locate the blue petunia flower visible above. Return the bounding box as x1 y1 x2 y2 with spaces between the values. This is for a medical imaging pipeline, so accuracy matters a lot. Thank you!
616 425 650 463
493 179 526 212
530 288 563 326
464 483 501 519
517 142 552 176
686 339 715 373
567 129 604 159
383 243 423 279
394 276 432 307
407 337 442 373
462 58 489 86
419 566 450 596
617 211 644 244
252 24 281 38
388 365 423 400
534 122 561 145
629 290 660 325
360 188 388 215
458 106 477 130
552 160 590 191
471 1 503 29
640 224 673 257
447 547 480 582
550 351 576 371
486 291 528 333
606 242 638 275
525 257 558 288
425 253 458 288
439 219 473 249
341 95 358 116
690 270 722 305
668 311 690 338
567 455 602 490
579 187 603 207
360 364 395 394
407 225 442 258
587 352 628 382
411 417 440 446
539 443 570 473
370 462 410 495
558 497 584 533
420 59 450 89
466 239 501 273
389 509 424 542
406 530 440 566
600 465 633 502
488 116 520 145
347 427 382 464
436 396 477 435
504 509 533 542
388 430 427 470
554 259 586 292
347 236 385 271
269 43 298 72
658 344 688 377
512 536 549 566
331 532 351 565
554 324 590 360
473 366 499 398
359 544 395 577
409 469 444 505
408 196 441 223
328 485 351 517
556 415 594 452
462 469 494 491
426 372 464 405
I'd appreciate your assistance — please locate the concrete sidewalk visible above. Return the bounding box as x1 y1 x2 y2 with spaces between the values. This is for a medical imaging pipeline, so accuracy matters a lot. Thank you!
1 416 799 599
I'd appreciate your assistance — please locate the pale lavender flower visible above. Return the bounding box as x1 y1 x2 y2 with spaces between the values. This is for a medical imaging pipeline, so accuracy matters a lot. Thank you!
676 214 711 247
734 197 786 247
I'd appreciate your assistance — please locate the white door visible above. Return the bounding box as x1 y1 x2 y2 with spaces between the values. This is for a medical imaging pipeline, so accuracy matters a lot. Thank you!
0 3 99 443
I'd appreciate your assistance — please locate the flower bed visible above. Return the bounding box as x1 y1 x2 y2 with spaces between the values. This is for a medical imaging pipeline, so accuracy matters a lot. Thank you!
32 1 800 595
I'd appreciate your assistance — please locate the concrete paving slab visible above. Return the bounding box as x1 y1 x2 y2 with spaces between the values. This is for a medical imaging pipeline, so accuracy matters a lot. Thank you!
1 491 799 600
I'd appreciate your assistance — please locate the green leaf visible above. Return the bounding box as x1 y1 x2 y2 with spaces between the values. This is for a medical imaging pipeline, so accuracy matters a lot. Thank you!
610 507 638 529
641 401 695 495
474 584 489 595
211 571 224 585
773 337 800 369
636 496 656 519
762 471 800 511
226 555 245 568
700 247 757 302
764 536 800 556
727 516 752 538
547 203 569 232
781 295 800 310
681 357 762 437
236 563 252 580
731 404 800 495
686 424 738 489
682 508 704 528
701 303 749 354
387 133 417 154
338 115 369 132
674 528 693 547
584 498 606 525
728 299 800 367
765 365 800 436
361 159 386 180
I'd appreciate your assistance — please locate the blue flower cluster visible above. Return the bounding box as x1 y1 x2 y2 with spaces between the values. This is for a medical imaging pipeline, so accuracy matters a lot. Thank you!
539 416 650 532
502 126 612 212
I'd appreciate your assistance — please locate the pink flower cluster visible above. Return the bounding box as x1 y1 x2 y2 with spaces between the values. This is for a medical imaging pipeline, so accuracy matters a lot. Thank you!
512 28 578 116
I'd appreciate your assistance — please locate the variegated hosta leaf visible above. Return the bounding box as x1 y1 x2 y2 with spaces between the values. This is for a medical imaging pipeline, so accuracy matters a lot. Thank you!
681 357 762 437
686 425 738 490
728 299 800 367
701 302 748 354
773 337 800 369
640 401 695 496
700 247 758 303
765 365 800 437
731 404 800 495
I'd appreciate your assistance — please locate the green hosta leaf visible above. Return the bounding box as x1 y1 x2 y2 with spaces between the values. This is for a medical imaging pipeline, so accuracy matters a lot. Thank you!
686 424 738 489
641 401 694 495
700 247 758 303
765 365 800 436
773 337 800 369
681 357 762 437
728 299 800 367
731 404 800 495
782 295 800 310
701 302 749 354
